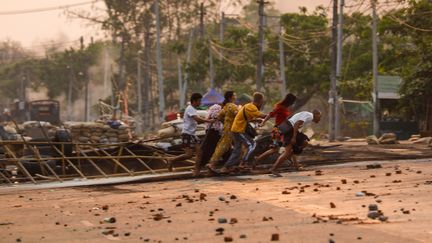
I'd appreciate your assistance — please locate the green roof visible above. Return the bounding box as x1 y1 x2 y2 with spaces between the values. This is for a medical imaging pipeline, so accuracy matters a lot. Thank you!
377 75 402 99
377 75 402 93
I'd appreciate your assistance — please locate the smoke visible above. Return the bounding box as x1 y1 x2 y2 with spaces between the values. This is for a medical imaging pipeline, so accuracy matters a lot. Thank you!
24 44 120 122
26 87 49 101
86 45 119 120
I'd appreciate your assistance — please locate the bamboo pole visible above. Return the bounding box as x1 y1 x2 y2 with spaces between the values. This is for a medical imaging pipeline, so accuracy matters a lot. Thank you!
77 150 108 177
36 121 86 179
0 155 177 161
85 144 134 176
123 147 156 174
3 145 37 184
0 170 12 184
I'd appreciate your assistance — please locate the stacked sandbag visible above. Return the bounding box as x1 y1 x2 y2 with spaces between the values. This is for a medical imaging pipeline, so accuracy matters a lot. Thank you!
379 133 399 144
367 133 399 145
22 121 59 139
366 135 380 145
157 119 208 138
0 123 19 140
408 134 421 142
63 121 135 144
412 136 432 145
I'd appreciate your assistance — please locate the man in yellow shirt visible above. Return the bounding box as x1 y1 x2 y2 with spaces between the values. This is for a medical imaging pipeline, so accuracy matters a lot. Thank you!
220 92 267 173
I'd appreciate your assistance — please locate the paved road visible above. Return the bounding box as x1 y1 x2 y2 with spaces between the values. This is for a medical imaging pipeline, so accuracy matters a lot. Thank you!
0 158 431 242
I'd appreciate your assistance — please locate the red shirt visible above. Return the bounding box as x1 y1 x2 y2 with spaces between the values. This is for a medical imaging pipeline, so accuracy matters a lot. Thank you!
269 104 292 125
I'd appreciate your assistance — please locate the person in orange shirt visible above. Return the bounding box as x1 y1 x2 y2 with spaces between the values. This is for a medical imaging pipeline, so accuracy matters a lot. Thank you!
255 93 296 164
219 92 267 173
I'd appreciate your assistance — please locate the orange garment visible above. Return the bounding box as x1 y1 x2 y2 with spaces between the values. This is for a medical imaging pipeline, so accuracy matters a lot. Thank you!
231 103 263 133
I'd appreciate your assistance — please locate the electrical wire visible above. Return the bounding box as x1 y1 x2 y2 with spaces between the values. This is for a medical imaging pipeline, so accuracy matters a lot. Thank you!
0 0 102 16
387 14 432 32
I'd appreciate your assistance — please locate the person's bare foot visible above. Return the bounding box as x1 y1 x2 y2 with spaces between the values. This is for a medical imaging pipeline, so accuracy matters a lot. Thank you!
219 166 231 174
166 159 173 172
269 169 282 177
206 164 219 174
293 163 304 171
193 169 200 177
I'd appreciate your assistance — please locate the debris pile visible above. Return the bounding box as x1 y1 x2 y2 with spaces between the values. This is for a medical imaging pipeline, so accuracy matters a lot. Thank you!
367 204 388 222
409 135 432 147
367 133 398 145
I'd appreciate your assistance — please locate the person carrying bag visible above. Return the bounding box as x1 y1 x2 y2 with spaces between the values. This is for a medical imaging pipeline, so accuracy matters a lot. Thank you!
218 92 267 174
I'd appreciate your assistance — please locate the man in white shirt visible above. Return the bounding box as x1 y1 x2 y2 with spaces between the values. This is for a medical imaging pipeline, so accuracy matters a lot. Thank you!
269 109 321 176
168 93 214 176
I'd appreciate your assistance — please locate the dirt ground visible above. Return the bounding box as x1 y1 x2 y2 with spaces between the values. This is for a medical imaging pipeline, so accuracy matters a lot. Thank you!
1 158 432 243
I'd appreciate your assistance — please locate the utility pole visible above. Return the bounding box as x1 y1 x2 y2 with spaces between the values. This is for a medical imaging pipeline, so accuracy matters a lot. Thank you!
199 2 206 93
219 12 225 61
143 20 152 130
136 50 143 133
371 0 380 136
209 40 215 88
79 36 91 121
199 3 205 41
118 34 126 91
80 36 84 50
181 29 194 108
256 0 267 92
67 66 73 121
20 75 26 103
335 0 344 139
155 0 166 122
103 48 110 99
177 57 183 109
278 22 287 98
329 0 338 142
67 63 78 121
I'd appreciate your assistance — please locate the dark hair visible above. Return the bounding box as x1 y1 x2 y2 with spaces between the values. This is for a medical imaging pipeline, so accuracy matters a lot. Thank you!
190 93 203 103
222 91 235 107
278 93 296 107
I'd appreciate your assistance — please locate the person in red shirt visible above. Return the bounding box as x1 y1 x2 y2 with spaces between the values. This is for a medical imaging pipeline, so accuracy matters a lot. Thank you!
254 93 296 164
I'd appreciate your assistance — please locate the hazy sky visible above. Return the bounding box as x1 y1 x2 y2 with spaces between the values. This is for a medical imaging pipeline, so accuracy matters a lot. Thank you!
0 0 330 49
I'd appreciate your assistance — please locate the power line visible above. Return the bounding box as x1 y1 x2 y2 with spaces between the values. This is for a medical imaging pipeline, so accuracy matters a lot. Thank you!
0 0 101 16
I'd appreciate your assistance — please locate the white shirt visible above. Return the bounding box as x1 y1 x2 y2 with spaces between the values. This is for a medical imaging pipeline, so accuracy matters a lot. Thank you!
288 111 313 127
182 105 198 135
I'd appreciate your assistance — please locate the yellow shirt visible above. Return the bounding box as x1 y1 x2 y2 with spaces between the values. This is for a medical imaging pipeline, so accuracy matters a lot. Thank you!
218 103 239 133
231 103 263 133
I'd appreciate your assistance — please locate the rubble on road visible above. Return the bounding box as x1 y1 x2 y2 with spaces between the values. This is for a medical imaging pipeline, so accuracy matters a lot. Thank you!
379 133 399 144
367 133 399 145
366 135 380 145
